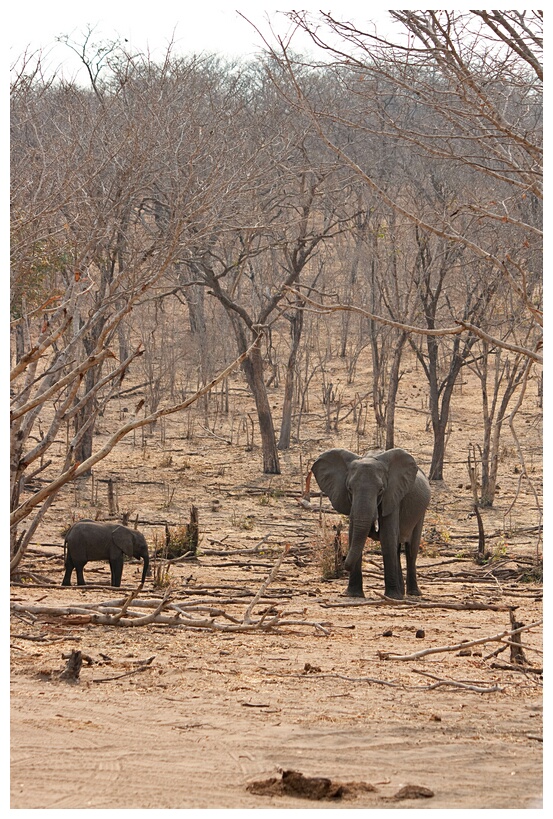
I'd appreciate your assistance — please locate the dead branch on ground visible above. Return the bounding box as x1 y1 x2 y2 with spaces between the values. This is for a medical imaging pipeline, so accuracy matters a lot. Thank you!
10 547 330 635
490 661 543 675
377 619 542 661
267 670 503 693
321 598 515 612
92 656 155 683
242 544 290 624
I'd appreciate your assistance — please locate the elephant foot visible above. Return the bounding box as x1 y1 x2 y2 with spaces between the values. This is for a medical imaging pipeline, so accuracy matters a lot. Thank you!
384 589 404 600
344 587 365 598
407 589 422 597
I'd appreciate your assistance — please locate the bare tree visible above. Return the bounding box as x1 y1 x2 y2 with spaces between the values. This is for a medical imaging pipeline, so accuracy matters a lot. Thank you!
468 340 533 507
267 10 542 359
251 9 541 485
9 46 258 571
170 63 357 471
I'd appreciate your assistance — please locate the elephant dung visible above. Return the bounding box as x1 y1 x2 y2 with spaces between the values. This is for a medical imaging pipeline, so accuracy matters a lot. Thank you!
387 784 435 801
247 769 376 801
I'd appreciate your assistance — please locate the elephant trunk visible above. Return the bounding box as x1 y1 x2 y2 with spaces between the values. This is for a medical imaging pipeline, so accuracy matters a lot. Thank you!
344 515 377 572
140 551 150 583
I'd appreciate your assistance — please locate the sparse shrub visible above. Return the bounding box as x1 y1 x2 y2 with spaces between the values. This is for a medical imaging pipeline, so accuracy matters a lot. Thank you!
162 524 198 558
490 537 508 560
521 563 543 583
419 535 440 558
315 515 346 580
161 484 176 510
500 445 516 462
232 512 255 530
152 559 173 588
150 533 173 588
424 515 452 547
155 507 199 559
257 489 283 506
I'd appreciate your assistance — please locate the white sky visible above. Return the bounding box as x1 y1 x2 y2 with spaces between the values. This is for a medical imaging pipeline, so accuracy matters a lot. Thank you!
9 2 398 79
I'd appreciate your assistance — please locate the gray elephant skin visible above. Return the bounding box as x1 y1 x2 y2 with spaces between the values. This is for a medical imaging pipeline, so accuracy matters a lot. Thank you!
62 520 150 587
311 448 431 599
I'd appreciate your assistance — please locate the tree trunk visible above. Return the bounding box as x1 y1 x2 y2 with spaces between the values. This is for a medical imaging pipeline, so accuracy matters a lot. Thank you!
278 308 304 450
384 332 406 450
242 341 281 474
422 331 471 482
73 364 98 470
117 312 130 363
15 323 26 364
429 422 447 481
225 313 280 474
179 265 212 411
479 351 526 507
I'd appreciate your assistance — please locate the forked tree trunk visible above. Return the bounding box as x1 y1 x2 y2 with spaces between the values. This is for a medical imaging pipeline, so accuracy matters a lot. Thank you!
242 342 281 474
226 316 280 474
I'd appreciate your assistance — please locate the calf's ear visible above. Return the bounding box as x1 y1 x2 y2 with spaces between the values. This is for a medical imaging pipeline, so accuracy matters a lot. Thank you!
112 526 134 557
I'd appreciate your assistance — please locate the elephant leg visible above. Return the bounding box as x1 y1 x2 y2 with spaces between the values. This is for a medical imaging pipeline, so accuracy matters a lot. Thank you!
62 554 74 586
345 551 365 597
110 557 124 587
397 543 405 597
380 519 404 599
405 518 424 596
74 561 87 586
344 518 365 597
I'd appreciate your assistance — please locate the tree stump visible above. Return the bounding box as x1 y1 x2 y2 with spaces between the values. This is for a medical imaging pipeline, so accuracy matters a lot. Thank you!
509 609 528 665
59 649 83 682
187 504 199 555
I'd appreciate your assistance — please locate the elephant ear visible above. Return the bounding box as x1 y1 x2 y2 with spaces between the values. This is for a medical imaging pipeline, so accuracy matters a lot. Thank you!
375 448 418 517
311 448 359 515
112 526 134 558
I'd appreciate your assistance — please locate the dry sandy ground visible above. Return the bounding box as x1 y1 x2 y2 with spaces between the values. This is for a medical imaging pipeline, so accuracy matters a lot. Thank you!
11 504 542 809
10 355 543 809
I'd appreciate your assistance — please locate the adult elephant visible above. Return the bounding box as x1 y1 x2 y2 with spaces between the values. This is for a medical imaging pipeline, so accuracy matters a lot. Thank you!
311 448 430 599
62 520 150 587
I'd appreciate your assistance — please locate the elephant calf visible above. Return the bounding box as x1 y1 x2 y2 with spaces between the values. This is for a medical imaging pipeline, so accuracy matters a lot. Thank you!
62 520 150 587
311 447 431 599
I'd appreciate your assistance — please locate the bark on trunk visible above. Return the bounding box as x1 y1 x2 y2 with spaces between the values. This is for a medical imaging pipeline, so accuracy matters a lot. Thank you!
240 338 281 474
429 423 447 481
384 332 407 450
278 309 303 450
74 364 98 470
